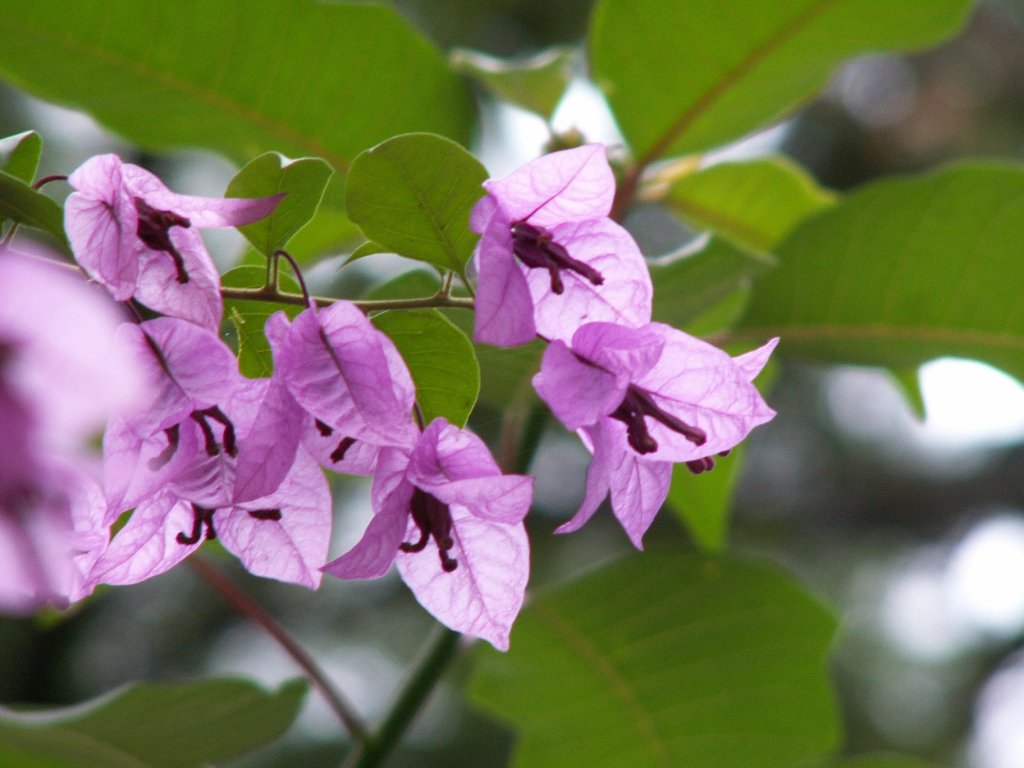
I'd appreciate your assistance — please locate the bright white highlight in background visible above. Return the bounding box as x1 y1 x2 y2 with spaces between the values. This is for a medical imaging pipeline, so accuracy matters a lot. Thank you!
920 358 1024 447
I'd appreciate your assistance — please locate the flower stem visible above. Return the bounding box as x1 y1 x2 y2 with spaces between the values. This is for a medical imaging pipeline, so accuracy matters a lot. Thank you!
219 285 474 312
187 556 369 743
341 625 461 768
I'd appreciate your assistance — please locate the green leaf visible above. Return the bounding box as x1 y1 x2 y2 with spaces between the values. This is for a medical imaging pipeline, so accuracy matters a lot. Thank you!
0 678 306 768
0 2 473 190
226 153 333 257
590 0 973 162
471 551 839 768
650 237 775 330
371 309 480 427
451 46 575 120
222 265 302 378
364 268 443 301
0 131 43 182
346 133 488 276
888 368 926 420
666 446 744 551
663 157 835 251
344 240 390 266
0 170 67 245
738 164 1024 382
817 757 936 768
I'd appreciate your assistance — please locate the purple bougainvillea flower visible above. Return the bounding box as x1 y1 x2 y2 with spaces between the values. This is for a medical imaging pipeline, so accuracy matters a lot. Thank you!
323 418 533 650
471 144 652 347
92 377 332 590
0 247 143 613
103 317 244 514
271 303 419 474
66 154 281 329
533 321 777 548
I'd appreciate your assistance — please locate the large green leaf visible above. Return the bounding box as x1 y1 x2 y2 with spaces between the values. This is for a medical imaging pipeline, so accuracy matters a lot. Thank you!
738 164 1024 382
346 133 487 276
371 309 480 427
0 131 42 183
0 678 306 768
650 237 775 330
663 157 835 252
0 170 67 246
222 265 302 378
0 2 473 186
472 551 839 768
590 0 972 163
226 152 333 257
817 757 936 768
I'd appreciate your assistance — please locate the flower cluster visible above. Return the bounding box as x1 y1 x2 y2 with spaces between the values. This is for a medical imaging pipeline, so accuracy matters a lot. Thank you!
1 144 775 650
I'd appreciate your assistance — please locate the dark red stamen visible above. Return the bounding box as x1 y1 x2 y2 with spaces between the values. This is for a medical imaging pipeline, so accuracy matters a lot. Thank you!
247 508 282 521
177 503 216 545
147 423 181 470
190 406 238 457
135 197 192 284
610 385 707 455
330 436 357 463
686 457 715 474
400 487 458 572
511 220 604 294
314 418 334 437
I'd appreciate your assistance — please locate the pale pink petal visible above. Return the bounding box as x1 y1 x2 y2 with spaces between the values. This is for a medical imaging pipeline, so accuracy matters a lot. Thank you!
407 418 499 484
483 144 613 226
103 412 200 518
555 425 613 536
472 212 537 346
533 340 625 430
233 377 303 503
733 337 780 381
322 448 412 579
132 229 223 330
279 303 417 447
397 507 529 651
570 321 664 380
469 193 497 234
88 493 200 587
433 477 533 524
604 438 673 549
633 323 776 461
528 218 652 343
219 450 331 589
64 193 137 300
302 424 382 476
120 164 282 228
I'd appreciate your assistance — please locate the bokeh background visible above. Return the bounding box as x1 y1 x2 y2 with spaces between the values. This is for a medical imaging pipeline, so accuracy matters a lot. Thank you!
3 1 1024 765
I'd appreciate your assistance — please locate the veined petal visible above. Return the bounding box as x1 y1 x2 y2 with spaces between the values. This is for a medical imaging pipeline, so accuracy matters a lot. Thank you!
120 163 282 228
433 476 533 524
555 424 614 536
132 229 223 330
483 144 614 226
469 193 498 234
528 218 652 343
473 211 537 347
604 436 673 550
570 321 664 380
280 303 417 447
396 507 529 651
65 193 137 300
533 340 626 430
220 449 331 589
407 418 500 484
734 337 780 381
88 493 200 587
233 377 303 504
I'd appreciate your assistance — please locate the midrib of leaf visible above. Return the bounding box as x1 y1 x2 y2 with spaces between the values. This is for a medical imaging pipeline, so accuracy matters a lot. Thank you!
734 322 1024 351
637 0 840 168
531 602 672 767
387 152 462 270
4 14 349 171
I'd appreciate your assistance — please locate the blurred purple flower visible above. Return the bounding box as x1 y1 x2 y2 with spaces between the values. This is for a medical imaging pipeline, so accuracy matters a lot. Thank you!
471 144 652 347
533 321 777 548
323 418 533 651
65 154 281 329
0 247 142 612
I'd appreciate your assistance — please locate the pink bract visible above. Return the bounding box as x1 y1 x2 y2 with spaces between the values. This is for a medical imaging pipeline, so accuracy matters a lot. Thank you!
322 418 533 651
65 153 281 329
471 144 652 347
